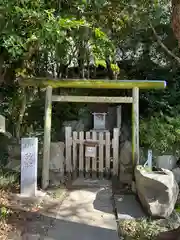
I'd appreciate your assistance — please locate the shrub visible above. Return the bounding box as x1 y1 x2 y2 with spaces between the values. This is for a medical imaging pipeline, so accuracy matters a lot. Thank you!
140 114 180 156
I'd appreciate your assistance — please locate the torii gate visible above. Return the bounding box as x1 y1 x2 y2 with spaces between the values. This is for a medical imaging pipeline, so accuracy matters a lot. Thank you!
20 78 166 189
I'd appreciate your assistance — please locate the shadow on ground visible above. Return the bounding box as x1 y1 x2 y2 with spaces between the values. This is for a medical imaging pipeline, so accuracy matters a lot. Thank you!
1 185 119 239
6 208 118 240
93 187 114 215
115 194 146 219
93 187 146 219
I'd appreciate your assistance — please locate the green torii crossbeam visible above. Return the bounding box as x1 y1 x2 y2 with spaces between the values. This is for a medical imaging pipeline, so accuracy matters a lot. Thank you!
19 78 166 189
20 78 166 89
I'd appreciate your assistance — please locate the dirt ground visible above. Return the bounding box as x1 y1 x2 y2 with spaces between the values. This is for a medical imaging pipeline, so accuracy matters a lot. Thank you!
0 185 68 240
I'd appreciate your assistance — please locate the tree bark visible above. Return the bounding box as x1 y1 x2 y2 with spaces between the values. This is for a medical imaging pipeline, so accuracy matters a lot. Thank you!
172 0 180 47
15 87 27 140
106 58 115 80
150 21 180 65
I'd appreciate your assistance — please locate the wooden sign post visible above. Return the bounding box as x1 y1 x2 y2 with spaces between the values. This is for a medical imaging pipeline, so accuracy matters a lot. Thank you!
21 138 38 196
85 140 98 158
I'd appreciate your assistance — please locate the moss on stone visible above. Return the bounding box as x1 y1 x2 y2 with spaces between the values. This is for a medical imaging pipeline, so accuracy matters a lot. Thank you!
19 78 166 89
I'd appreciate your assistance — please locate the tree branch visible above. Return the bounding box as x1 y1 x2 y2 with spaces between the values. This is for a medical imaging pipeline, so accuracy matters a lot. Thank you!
149 21 180 65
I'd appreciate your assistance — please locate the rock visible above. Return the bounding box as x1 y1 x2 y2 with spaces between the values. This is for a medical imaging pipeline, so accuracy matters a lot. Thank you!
59 120 85 140
63 120 85 132
156 155 177 170
0 114 5 132
156 211 180 232
49 171 64 186
135 165 179 218
5 159 20 172
8 143 21 159
119 171 132 184
131 181 136 193
6 141 64 170
49 142 64 171
119 141 134 185
0 115 11 138
49 142 65 185
172 168 180 184
156 226 180 240
120 141 132 165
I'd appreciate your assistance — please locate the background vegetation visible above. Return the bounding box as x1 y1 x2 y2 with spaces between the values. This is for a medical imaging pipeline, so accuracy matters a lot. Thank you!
0 0 179 154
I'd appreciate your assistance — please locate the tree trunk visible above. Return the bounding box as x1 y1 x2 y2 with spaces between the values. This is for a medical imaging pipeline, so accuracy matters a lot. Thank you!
78 26 90 79
15 87 27 140
106 58 114 80
78 44 85 79
172 0 180 47
0 55 7 85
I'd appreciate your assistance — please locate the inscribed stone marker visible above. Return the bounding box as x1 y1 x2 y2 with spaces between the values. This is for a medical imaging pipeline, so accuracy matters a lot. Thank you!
21 138 38 196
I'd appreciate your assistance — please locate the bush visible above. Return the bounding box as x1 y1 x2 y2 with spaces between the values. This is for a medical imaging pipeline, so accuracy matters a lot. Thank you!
140 114 180 155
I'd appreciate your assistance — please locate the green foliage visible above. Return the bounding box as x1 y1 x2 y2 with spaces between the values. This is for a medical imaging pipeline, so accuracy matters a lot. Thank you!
0 168 19 187
91 27 115 62
0 0 179 141
95 59 106 68
110 63 120 74
95 59 120 74
175 203 180 212
140 114 180 155
0 206 9 219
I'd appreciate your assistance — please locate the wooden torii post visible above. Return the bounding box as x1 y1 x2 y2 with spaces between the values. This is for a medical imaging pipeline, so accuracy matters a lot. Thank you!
20 78 166 189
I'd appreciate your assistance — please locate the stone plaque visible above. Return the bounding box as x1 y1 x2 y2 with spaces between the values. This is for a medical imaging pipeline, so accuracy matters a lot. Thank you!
85 146 96 158
21 138 38 196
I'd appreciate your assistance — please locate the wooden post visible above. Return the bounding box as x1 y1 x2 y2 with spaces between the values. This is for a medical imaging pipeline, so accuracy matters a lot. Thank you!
72 131 78 179
65 126 72 179
117 105 122 129
99 132 104 179
113 128 120 177
85 131 91 179
42 86 52 189
132 87 139 165
79 131 84 178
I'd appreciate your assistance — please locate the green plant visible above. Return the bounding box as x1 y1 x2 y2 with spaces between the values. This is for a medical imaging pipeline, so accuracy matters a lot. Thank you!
0 206 10 219
140 114 180 155
118 218 167 240
0 168 20 187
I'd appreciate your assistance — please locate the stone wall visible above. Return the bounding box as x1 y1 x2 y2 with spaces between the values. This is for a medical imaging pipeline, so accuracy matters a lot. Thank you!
5 141 65 186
